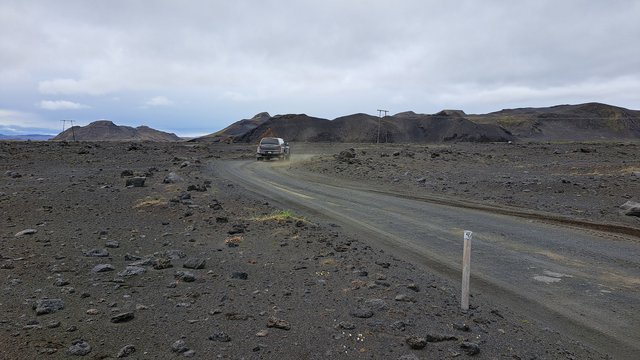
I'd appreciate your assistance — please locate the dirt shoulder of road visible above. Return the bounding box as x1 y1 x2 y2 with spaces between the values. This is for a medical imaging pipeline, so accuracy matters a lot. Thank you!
290 142 640 236
0 141 607 359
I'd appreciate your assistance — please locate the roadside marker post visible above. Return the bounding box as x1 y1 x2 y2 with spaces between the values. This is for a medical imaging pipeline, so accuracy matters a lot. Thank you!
461 230 472 311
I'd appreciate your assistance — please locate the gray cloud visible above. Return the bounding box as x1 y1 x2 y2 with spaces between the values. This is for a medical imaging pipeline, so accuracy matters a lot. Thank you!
1 0 639 135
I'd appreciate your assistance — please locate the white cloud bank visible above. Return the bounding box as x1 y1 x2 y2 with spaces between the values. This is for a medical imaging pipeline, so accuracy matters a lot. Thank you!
0 108 59 133
145 96 174 107
39 100 90 110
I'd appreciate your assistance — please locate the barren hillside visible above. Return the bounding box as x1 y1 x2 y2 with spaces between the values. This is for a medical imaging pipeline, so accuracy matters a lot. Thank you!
52 121 180 142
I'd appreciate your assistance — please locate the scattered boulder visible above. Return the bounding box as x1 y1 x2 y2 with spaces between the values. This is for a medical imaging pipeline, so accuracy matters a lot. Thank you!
5 170 21 178
267 316 291 330
125 177 146 187
407 283 420 292
210 200 223 211
187 184 207 192
405 336 427 349
183 350 196 357
68 340 91 356
175 271 195 282
45 320 60 329
15 229 37 237
117 266 146 277
461 341 481 355
153 257 173 270
84 248 109 257
105 240 120 248
171 339 188 353
163 172 182 184
228 223 246 235
364 298 388 311
394 294 416 302
208 331 231 342
183 258 206 269
426 333 457 342
164 249 187 260
111 312 135 323
128 257 155 267
54 278 69 286
620 201 640 217
350 308 374 318
225 235 242 247
391 320 410 331
116 345 136 358
231 271 248 280
336 148 360 164
124 253 142 261
338 321 355 330
337 148 355 160
453 323 470 332
34 298 65 315
92 264 115 273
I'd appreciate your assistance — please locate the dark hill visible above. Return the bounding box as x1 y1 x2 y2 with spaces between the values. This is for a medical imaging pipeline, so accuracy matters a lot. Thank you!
52 120 180 142
387 111 513 143
197 111 513 143
193 102 639 144
234 114 336 143
469 102 640 140
190 112 271 143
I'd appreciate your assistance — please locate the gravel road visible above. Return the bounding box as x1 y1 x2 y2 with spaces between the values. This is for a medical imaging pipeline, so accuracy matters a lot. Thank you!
216 147 640 359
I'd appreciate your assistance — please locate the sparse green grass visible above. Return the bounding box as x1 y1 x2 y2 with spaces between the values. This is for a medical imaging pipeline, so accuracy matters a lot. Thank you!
496 116 528 126
253 209 306 222
134 196 167 208
621 166 640 174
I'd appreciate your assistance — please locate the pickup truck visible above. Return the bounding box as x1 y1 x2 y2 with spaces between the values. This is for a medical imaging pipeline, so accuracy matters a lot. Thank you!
256 137 290 161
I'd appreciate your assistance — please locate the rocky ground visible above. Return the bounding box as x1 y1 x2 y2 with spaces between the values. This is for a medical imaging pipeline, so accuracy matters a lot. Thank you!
292 142 640 230
0 141 613 359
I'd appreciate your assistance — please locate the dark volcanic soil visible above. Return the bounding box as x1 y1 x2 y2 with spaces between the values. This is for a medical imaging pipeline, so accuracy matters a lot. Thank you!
292 142 640 231
0 141 610 359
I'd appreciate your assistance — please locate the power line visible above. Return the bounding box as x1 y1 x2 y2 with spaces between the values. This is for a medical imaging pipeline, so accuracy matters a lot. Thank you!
376 109 388 144
61 120 76 141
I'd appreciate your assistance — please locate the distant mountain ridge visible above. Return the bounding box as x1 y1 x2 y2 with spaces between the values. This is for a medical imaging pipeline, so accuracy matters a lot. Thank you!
52 120 180 142
193 102 640 143
468 102 640 140
0 134 53 141
195 112 271 143
192 110 514 143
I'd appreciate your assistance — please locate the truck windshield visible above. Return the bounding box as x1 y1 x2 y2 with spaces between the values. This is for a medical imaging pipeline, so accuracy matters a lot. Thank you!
261 138 279 145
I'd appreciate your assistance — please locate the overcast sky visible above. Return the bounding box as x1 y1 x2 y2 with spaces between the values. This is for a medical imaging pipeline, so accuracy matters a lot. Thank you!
1 0 639 136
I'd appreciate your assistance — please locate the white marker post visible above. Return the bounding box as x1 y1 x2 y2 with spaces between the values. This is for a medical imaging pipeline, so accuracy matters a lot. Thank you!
461 230 473 311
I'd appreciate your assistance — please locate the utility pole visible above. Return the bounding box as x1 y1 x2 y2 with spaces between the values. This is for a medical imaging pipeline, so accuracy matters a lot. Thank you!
61 120 76 141
376 109 388 144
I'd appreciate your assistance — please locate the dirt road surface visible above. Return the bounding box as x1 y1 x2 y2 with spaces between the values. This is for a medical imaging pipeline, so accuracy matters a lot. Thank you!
216 157 640 359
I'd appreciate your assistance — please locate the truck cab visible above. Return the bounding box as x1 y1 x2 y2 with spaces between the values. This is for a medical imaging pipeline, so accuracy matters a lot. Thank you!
256 137 290 161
